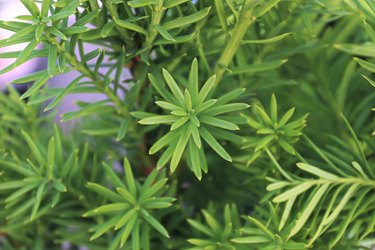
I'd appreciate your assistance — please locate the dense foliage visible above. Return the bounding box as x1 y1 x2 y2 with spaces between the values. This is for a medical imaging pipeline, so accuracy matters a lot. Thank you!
0 0 374 249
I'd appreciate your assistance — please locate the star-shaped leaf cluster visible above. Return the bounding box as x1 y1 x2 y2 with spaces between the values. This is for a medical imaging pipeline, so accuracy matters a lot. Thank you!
243 94 307 155
0 131 69 223
84 158 175 250
187 204 246 250
133 59 249 179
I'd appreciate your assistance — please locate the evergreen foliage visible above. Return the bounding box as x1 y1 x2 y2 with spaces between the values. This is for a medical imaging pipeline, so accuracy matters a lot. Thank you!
0 0 374 249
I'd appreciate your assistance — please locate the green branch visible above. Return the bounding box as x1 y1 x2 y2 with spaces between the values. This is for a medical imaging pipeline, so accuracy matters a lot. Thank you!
47 36 126 115
145 0 165 49
213 0 256 86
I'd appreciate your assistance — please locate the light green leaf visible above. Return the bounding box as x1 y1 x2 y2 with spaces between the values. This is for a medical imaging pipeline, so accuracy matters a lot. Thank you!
162 7 211 30
200 116 239 130
231 236 270 244
278 108 295 127
132 221 140 250
35 25 44 41
0 20 29 32
279 139 295 155
120 214 137 247
270 94 277 122
149 73 178 104
187 219 213 237
322 184 359 226
279 196 296 231
114 18 147 35
46 27 68 40
360 210 375 240
289 183 330 238
156 142 176 169
266 181 291 191
61 101 114 122
139 178 168 201
22 130 46 166
362 75 375 87
15 38 39 66
155 101 183 111
162 68 185 105
20 0 40 17
200 126 231 162
255 135 274 152
61 26 90 35
20 73 50 99
6 25 36 43
190 114 200 127
141 209 170 238
296 163 339 180
214 0 227 32
117 118 131 141
143 201 172 209
190 123 202 148
242 33 291 44
198 75 216 104
115 209 136 230
188 139 202 180
83 203 130 216
209 127 243 142
351 161 369 179
0 181 26 191
273 182 314 203
171 117 189 130
364 20 375 43
117 187 136 205
11 69 48 84
216 88 246 105
139 115 179 125
170 126 191 172
184 89 193 111
86 182 123 202
202 103 249 116
0 160 33 176
334 43 375 57
164 0 189 8
31 181 46 220
154 24 176 42
257 128 274 134
149 130 180 154
188 58 199 103
255 105 273 125
195 99 218 114
5 182 38 203
50 10 76 22
73 10 100 26
124 158 137 196
131 111 155 119
230 59 288 75
82 128 118 136
154 33 196 45
41 0 51 17
100 22 116 38
253 0 280 18
142 170 159 190
202 210 221 233
246 216 274 239
47 137 55 176
48 44 58 77
353 57 375 73
89 214 122 241
128 0 157 8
